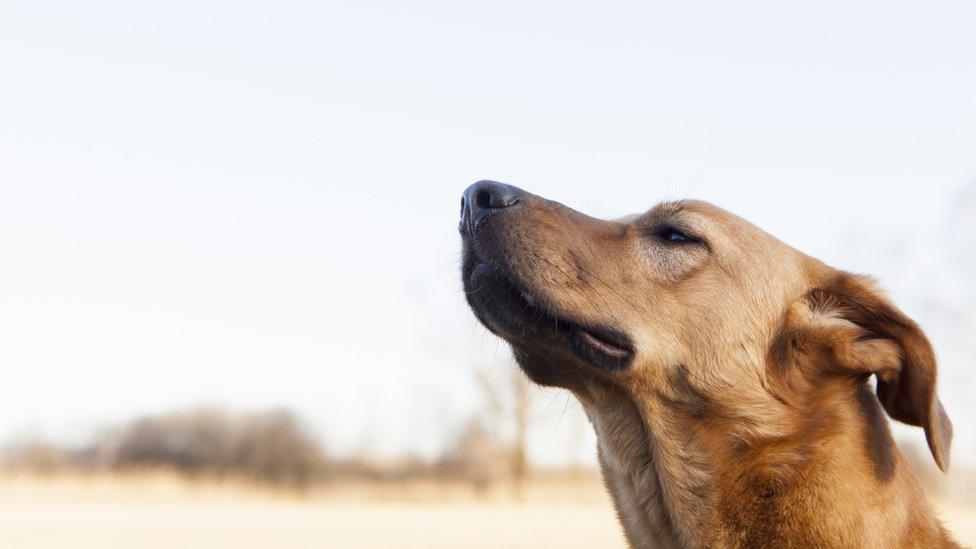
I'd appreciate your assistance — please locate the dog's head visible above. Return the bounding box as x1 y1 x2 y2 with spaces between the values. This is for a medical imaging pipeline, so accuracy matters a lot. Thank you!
459 180 952 471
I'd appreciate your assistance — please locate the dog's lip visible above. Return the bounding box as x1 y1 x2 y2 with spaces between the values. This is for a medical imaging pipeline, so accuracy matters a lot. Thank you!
519 288 628 357
578 329 631 358
468 259 633 361
516 287 634 360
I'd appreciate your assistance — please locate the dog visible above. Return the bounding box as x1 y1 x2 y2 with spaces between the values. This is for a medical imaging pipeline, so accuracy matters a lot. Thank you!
459 180 956 548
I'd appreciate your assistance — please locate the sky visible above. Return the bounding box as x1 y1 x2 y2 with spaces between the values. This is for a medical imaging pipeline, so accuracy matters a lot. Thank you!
1 1 975 464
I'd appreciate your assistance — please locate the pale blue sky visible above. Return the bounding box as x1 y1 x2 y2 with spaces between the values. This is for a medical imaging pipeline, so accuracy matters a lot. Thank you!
1 1 974 463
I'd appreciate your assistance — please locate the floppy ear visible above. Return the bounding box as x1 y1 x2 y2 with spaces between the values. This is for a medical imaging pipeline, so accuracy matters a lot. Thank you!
779 272 953 471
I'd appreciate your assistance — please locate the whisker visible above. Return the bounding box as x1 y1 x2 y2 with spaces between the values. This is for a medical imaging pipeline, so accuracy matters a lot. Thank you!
534 393 574 463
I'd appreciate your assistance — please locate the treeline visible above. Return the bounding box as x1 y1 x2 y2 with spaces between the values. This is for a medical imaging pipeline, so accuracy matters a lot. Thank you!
3 408 325 489
1 404 533 493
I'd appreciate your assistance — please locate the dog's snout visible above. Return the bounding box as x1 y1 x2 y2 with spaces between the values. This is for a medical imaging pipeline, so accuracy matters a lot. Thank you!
459 180 524 232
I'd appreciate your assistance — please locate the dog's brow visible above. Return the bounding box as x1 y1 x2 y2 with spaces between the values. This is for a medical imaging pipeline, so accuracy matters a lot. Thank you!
638 202 705 231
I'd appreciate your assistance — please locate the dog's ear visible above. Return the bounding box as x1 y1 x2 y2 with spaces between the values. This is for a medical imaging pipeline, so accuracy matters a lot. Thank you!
773 272 952 471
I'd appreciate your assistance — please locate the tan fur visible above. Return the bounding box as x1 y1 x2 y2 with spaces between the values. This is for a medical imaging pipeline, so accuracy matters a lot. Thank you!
462 194 958 548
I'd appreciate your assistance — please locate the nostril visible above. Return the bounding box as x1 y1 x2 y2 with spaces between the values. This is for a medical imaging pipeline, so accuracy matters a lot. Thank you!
475 189 493 209
461 180 525 228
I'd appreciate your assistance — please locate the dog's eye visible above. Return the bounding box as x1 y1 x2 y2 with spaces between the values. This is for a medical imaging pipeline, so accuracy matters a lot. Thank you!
654 226 699 244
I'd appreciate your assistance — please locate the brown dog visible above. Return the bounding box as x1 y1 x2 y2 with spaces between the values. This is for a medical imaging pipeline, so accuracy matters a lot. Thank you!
459 181 957 548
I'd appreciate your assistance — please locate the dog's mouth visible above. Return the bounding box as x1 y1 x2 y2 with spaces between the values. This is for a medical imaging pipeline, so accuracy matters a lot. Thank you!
578 329 630 359
512 284 631 358
464 258 633 370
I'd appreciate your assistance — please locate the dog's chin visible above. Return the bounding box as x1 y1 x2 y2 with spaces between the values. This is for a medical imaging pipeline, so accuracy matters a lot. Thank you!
462 254 634 385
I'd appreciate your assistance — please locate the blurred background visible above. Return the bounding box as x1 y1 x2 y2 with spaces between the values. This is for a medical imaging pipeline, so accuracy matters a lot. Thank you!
1 1 975 547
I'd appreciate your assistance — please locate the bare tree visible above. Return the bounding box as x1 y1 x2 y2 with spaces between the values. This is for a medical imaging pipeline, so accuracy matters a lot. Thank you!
510 369 531 496
473 363 534 498
110 407 327 489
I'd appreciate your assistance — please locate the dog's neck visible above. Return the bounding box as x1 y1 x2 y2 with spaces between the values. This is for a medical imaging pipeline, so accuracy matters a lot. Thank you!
578 381 709 548
576 378 948 549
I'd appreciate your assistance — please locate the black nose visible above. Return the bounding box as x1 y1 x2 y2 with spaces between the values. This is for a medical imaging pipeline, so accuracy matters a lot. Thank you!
459 180 524 232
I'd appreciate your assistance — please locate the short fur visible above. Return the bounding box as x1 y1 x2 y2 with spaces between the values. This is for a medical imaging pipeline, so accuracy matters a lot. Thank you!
460 187 957 548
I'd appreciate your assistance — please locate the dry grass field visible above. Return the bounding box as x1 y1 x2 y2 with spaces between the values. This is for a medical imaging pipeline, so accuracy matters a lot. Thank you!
0 473 972 548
